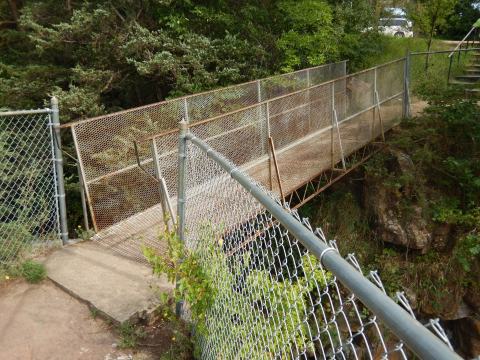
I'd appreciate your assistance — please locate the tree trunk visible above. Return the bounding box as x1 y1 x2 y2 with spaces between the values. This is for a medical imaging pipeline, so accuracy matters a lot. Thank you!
6 0 21 26
425 12 439 71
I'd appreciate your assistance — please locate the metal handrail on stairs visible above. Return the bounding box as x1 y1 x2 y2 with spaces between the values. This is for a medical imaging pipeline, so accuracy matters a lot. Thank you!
447 25 480 83
448 26 477 59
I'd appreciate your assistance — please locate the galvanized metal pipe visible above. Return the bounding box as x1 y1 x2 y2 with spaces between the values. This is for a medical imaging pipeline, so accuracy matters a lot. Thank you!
51 97 69 245
176 119 189 317
404 52 411 118
0 108 52 116
411 47 480 56
177 120 188 244
186 133 462 360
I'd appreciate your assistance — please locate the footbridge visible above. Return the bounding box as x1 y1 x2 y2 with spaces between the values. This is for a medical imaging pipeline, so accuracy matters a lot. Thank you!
5 55 465 359
65 59 407 261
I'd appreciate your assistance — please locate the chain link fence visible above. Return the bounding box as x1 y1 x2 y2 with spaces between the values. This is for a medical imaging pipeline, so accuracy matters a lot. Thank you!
0 109 62 264
171 133 460 360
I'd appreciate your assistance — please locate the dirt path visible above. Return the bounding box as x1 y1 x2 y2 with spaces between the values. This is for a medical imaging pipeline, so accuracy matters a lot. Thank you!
0 279 150 360
410 97 428 117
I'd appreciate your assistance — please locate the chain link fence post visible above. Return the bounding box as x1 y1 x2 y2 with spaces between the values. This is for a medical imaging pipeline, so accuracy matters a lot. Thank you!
176 119 189 316
51 97 69 245
404 51 411 119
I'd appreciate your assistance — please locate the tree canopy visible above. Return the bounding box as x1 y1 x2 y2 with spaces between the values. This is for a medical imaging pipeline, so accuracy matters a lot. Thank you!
0 0 382 122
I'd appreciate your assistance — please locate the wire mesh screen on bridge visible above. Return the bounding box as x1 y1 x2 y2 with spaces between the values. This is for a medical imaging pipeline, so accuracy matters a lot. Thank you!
0 110 60 264
139 59 406 263
86 59 405 261
67 61 346 259
177 135 457 360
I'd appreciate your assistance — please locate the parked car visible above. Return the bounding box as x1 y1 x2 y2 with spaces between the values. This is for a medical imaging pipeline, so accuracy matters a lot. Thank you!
379 18 413 38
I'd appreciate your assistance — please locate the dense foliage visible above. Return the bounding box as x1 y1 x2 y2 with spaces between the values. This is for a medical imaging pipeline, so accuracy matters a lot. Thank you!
145 224 334 358
0 0 390 233
0 0 385 122
439 0 480 39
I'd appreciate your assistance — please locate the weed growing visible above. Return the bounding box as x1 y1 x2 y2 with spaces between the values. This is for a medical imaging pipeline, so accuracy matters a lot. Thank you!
118 321 146 349
20 260 46 283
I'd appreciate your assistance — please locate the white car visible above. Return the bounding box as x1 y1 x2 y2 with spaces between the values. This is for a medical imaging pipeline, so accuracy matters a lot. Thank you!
379 18 414 38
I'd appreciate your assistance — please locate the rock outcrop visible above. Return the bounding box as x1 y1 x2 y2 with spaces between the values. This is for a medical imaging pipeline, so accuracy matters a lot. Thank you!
364 149 432 251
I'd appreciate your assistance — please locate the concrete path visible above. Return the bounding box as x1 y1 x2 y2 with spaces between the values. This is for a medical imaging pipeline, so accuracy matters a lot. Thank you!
43 241 173 324
0 280 140 360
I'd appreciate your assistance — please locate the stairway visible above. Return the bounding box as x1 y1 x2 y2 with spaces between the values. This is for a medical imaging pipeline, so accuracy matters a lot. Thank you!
453 50 480 97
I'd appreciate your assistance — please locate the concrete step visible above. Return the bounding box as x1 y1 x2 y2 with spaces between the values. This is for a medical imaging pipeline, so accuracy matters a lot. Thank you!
43 241 173 324
465 88 480 98
465 69 480 75
455 75 480 83
450 79 479 86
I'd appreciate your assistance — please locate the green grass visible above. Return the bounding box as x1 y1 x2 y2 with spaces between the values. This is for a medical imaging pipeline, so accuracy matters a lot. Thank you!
372 37 452 66
367 36 473 100
20 260 46 283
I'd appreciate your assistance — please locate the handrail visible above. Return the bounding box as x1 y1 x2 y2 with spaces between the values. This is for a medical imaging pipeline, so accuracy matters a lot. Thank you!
0 108 52 116
411 47 480 56
186 133 462 360
449 26 476 58
143 57 406 143
60 60 348 129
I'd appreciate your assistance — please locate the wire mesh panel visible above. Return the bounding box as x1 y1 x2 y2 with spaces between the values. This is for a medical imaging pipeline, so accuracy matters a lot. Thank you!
182 141 456 359
0 110 60 264
117 59 406 262
71 62 346 248
335 60 405 165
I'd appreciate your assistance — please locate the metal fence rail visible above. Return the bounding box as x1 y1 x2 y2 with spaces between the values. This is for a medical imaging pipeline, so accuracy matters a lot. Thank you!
177 131 461 360
0 99 67 264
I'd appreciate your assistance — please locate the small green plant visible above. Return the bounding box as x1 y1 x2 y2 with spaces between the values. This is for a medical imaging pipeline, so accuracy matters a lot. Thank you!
0 222 34 263
454 232 480 273
76 225 95 241
90 307 99 319
159 326 194 360
118 321 146 349
20 260 46 283
143 226 217 335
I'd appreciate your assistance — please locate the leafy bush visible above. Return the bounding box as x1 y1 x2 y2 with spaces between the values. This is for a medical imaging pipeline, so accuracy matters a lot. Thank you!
454 233 480 272
145 223 335 358
143 227 217 336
